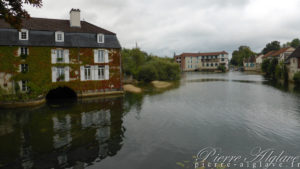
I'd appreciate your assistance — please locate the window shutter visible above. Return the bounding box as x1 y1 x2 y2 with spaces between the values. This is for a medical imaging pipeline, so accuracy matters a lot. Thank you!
80 66 85 81
94 50 98 63
52 67 57 82
105 65 109 80
91 66 95 81
51 49 57 64
104 50 109 63
65 66 70 82
17 48 21 56
64 50 69 63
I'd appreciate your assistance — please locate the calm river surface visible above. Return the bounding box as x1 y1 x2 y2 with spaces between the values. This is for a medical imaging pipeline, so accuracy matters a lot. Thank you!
1 72 300 169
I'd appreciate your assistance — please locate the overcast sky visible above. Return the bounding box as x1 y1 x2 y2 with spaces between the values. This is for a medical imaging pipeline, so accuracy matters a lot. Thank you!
25 0 300 57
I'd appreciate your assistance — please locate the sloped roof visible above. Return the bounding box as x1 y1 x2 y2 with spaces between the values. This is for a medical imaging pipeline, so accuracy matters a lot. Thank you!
0 17 121 48
263 47 294 58
177 51 228 57
0 17 116 35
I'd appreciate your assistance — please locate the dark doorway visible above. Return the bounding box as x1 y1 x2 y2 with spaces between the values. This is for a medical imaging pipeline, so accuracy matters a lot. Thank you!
46 87 77 100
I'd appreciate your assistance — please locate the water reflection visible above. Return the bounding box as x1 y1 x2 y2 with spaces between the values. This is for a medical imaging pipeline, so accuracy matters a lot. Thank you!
0 96 125 169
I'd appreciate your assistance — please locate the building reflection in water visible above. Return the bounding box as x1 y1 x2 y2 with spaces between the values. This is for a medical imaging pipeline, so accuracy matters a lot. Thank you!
0 96 125 169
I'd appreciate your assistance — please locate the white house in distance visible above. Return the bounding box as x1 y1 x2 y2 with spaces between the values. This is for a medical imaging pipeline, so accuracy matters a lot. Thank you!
174 51 229 71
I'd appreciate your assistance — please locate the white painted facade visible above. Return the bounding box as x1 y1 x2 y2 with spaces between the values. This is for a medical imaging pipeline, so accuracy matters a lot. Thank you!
287 57 300 80
183 53 229 71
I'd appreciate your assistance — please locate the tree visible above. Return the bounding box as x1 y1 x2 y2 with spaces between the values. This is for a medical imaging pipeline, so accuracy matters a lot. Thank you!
262 41 280 54
291 38 300 48
261 59 270 74
0 0 42 29
230 46 256 66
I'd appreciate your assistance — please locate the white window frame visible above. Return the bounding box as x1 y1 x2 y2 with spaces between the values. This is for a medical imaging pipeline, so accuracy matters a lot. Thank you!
98 50 105 63
97 33 104 43
97 66 105 80
56 49 64 63
56 67 65 82
19 29 29 40
20 47 28 55
55 31 64 42
84 66 91 80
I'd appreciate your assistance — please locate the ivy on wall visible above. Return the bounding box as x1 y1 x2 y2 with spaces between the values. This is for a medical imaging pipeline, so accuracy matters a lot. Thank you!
0 47 122 101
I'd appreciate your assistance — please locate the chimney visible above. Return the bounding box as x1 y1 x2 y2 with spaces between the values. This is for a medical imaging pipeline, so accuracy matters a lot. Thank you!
70 9 81 27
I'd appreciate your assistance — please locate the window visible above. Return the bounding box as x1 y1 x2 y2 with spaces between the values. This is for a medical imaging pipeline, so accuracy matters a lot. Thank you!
97 34 104 43
98 50 105 63
202 63 205 67
21 80 28 92
55 32 64 42
21 47 28 55
97 66 105 80
211 63 213 67
56 50 64 63
215 63 218 66
21 64 28 73
19 29 29 40
221 58 225 61
207 63 209 67
57 67 65 82
84 66 91 80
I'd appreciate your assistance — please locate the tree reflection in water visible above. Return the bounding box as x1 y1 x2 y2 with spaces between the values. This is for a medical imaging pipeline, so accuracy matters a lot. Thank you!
0 83 180 169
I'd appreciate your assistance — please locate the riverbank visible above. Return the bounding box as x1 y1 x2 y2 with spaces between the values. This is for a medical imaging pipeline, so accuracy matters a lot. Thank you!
123 80 174 94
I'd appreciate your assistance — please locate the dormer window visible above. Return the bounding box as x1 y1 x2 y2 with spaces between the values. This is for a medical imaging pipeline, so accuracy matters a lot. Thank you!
55 31 64 42
19 29 29 40
97 34 104 43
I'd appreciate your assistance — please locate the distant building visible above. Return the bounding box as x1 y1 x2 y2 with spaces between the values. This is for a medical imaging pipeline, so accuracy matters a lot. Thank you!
174 51 229 71
254 54 264 72
243 56 256 71
285 47 300 81
262 47 295 61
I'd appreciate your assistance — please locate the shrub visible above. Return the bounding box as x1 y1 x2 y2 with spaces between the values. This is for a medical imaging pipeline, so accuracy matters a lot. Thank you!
137 64 158 82
217 65 226 72
275 65 282 80
293 72 300 84
261 59 270 74
122 48 181 82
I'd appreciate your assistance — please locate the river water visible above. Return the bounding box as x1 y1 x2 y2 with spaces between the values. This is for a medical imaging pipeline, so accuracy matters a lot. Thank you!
1 72 300 169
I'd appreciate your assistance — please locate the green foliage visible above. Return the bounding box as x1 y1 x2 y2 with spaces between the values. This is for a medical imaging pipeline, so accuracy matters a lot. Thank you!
0 46 19 73
268 58 278 80
275 65 282 80
230 46 256 66
291 38 300 48
122 48 180 82
293 72 300 84
261 59 270 73
0 0 43 30
262 41 280 54
283 38 300 48
217 65 226 72
14 82 20 94
262 58 282 80
137 64 158 82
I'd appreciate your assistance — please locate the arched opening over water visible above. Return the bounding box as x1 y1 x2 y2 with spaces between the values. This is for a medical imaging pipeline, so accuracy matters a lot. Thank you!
46 87 77 101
